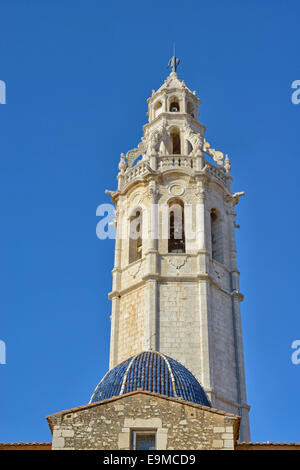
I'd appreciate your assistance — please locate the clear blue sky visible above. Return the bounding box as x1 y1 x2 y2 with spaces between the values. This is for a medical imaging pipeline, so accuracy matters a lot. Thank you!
0 0 299 444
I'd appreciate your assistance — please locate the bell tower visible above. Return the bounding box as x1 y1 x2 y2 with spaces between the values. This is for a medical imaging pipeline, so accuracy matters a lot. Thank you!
106 60 250 441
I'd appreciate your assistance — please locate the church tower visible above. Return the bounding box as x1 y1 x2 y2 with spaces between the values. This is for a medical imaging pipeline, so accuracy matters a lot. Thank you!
106 58 250 441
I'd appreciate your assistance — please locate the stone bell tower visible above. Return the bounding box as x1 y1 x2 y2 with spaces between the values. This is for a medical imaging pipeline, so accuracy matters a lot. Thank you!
106 60 250 441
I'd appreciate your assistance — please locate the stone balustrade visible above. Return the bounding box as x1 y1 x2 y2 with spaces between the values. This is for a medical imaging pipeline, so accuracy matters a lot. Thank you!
157 155 196 170
205 161 227 186
119 155 228 191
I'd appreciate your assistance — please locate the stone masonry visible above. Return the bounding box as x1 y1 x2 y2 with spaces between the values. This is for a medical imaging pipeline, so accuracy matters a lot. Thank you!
47 391 239 450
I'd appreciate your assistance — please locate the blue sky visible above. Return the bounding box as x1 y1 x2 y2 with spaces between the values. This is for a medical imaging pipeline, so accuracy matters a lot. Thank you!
0 0 299 443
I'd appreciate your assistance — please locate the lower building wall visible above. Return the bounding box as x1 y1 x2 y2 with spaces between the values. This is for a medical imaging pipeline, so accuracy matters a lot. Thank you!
48 393 238 450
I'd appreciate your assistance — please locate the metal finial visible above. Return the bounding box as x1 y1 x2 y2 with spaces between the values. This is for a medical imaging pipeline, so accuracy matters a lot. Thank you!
168 44 180 73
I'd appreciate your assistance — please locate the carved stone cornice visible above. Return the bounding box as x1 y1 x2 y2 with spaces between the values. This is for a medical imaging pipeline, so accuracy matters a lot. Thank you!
142 114 205 135
109 270 244 301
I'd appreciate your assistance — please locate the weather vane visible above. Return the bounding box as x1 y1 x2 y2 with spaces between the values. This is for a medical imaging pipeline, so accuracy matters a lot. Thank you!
168 44 180 73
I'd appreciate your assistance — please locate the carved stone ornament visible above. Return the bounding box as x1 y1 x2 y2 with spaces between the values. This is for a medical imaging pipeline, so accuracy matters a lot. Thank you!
167 256 187 271
184 125 203 156
214 268 224 280
130 191 144 207
203 139 225 166
209 265 225 287
148 183 159 200
224 154 231 173
147 122 167 155
169 183 185 196
126 139 147 168
128 260 143 279
118 153 128 173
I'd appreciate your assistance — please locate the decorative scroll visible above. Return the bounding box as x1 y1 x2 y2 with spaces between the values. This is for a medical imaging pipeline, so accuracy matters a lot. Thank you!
126 139 147 168
203 138 224 166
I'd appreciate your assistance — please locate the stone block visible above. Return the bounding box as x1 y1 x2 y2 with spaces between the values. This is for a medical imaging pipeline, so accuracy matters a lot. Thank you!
212 440 223 449
52 437 65 449
213 426 225 433
62 429 74 438
224 439 234 449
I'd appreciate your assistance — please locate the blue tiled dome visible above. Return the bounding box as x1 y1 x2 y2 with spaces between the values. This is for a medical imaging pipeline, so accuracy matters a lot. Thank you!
90 351 211 407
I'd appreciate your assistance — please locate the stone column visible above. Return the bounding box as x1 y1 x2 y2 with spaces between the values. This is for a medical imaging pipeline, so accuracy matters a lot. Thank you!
162 94 167 113
196 178 209 272
182 91 187 113
146 181 159 258
196 178 214 391
109 294 120 369
195 148 205 171
109 201 123 369
144 180 159 351
149 154 157 171
227 203 250 442
145 279 158 351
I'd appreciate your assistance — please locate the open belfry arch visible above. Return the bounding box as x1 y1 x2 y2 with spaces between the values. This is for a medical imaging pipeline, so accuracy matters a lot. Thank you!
106 61 250 441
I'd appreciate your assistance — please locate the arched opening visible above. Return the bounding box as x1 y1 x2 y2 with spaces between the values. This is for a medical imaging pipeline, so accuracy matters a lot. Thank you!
169 97 180 112
210 208 223 264
168 199 185 253
187 101 194 118
170 128 181 154
154 100 162 118
129 208 143 263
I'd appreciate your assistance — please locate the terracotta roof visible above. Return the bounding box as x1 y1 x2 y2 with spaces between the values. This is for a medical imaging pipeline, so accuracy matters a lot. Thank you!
239 441 300 445
237 442 300 450
0 442 51 450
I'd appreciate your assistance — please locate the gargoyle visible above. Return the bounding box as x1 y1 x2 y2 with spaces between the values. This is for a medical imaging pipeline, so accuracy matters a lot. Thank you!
232 191 245 206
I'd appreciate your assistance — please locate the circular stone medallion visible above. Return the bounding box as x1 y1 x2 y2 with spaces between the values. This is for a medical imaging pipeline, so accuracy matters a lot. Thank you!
169 183 185 196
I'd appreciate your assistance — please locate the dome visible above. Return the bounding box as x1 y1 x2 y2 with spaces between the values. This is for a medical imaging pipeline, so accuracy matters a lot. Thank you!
90 351 211 407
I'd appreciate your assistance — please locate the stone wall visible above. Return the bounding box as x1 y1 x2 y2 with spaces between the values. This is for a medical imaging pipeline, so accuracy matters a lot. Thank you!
158 281 201 379
116 285 149 363
211 285 238 402
48 391 239 450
